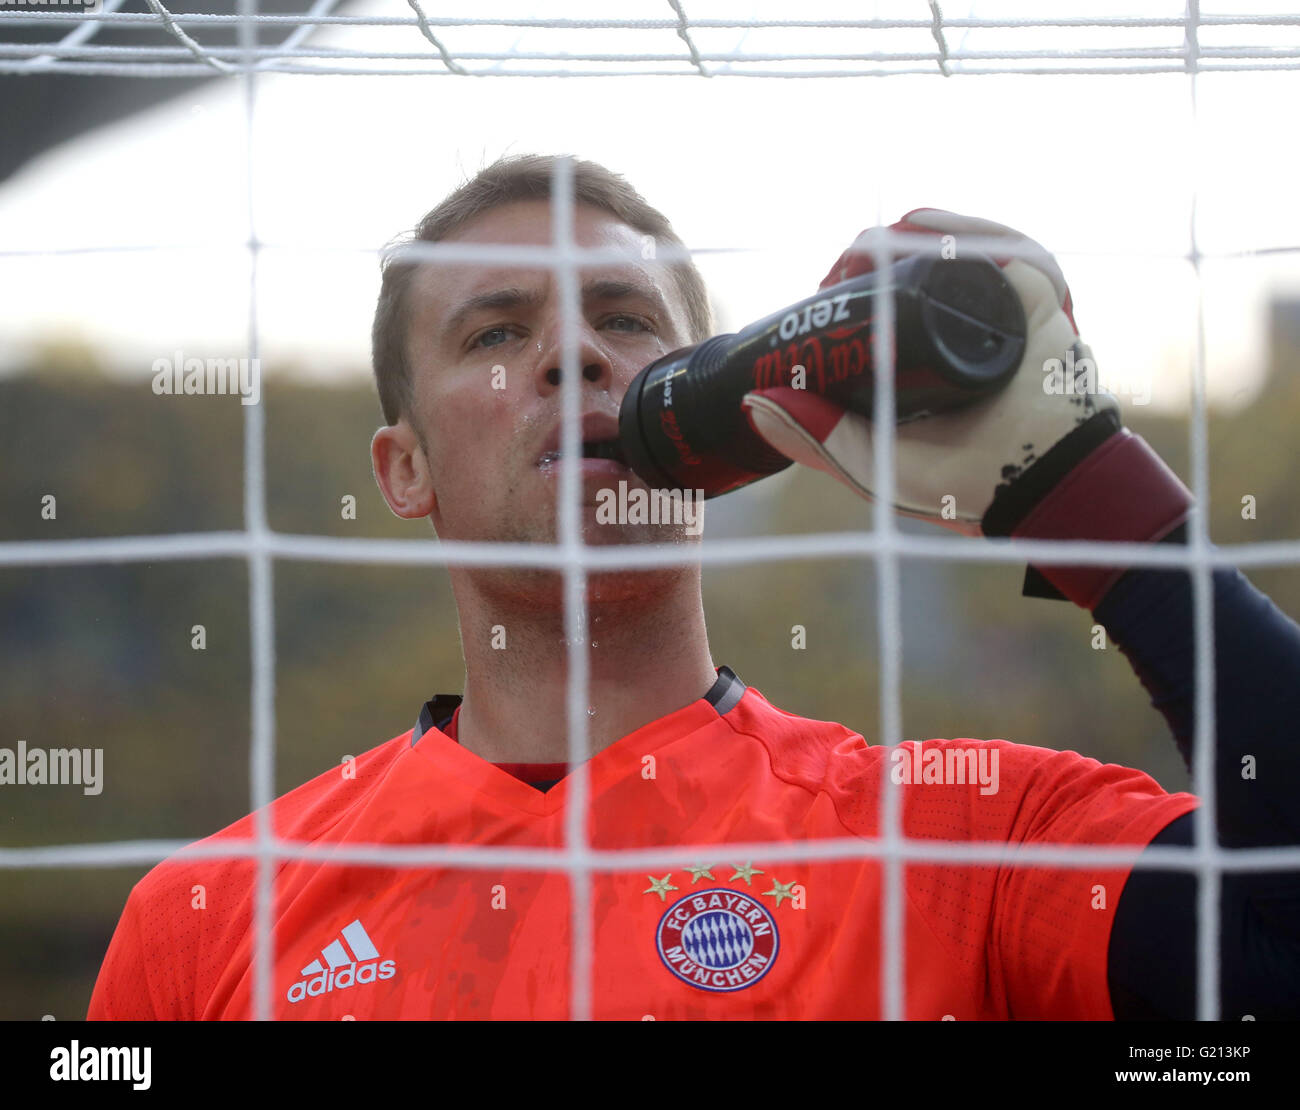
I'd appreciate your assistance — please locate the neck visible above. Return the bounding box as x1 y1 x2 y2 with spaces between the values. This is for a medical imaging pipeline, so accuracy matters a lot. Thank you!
451 568 716 764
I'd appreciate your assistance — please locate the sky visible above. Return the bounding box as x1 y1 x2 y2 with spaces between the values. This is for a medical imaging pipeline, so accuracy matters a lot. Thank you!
1 0 1297 412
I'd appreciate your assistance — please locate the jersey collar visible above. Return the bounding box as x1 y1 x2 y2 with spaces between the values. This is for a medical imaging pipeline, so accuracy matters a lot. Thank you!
409 664 746 749
404 665 749 816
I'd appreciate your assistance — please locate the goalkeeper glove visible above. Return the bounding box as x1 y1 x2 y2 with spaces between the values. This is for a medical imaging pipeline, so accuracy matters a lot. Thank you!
742 208 1192 608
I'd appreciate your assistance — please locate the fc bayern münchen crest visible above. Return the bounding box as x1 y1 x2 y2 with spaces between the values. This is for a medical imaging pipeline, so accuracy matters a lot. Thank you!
656 887 779 992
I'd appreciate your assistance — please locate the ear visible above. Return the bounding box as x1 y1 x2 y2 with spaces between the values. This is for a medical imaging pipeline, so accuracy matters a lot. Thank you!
371 419 438 519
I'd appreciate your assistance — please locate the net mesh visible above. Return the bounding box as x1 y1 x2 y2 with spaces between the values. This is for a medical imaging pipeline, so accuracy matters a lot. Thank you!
2 3 1300 77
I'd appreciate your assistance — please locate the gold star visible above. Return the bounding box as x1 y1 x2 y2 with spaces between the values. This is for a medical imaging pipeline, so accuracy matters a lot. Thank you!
762 878 797 907
730 862 764 886
684 863 715 884
643 874 679 902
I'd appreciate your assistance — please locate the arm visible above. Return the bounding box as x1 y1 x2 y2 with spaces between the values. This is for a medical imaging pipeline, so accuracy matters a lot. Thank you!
87 891 166 1020
1097 551 1300 1019
746 209 1300 1019
978 380 1300 1019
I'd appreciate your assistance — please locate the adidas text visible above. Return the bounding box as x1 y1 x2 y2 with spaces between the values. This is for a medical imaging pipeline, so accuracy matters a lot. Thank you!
287 958 396 1003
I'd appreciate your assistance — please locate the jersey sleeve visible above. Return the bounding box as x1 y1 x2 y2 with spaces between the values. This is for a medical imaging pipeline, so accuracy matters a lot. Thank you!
982 742 1199 1019
87 886 176 1021
870 738 1200 1019
86 732 413 1022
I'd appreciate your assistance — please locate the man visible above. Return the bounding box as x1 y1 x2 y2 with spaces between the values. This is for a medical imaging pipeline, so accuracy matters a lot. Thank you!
89 153 1300 1020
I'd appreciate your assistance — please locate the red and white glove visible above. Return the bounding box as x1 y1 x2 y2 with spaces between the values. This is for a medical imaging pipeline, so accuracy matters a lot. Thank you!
743 209 1192 608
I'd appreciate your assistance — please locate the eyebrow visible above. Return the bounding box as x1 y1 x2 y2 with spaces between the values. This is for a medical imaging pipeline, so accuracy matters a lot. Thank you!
440 277 672 348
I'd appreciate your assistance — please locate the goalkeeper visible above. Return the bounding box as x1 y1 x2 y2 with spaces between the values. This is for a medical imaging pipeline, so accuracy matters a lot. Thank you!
90 155 1300 1020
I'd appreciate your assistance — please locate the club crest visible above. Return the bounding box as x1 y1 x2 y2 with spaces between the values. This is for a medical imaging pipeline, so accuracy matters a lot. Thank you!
656 887 779 992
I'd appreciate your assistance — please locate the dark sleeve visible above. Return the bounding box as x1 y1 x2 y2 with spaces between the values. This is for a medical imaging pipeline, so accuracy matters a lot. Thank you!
1094 544 1300 1019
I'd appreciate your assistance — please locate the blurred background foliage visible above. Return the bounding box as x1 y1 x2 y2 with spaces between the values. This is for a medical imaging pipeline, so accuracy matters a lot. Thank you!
1 302 1297 1018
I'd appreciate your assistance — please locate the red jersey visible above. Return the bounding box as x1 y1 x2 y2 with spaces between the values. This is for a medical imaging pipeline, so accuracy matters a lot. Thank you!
87 668 1197 1020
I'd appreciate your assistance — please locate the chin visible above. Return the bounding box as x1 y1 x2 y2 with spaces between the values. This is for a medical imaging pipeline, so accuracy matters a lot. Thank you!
580 518 703 548
493 503 703 549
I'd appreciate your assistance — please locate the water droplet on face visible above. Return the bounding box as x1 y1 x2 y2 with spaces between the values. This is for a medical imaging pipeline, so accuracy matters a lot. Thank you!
587 706 597 717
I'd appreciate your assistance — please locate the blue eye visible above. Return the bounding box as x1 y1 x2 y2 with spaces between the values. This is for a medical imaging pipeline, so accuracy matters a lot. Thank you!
473 326 514 349
607 315 651 333
472 316 649 350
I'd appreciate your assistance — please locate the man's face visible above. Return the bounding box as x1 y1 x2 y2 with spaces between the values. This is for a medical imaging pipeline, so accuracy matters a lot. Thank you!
400 199 701 550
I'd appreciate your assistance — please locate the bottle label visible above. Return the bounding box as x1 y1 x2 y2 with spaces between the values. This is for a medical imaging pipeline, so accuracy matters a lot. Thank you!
750 318 880 397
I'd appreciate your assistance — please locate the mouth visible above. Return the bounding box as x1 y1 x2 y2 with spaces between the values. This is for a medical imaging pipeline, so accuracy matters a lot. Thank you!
536 412 629 471
536 438 628 468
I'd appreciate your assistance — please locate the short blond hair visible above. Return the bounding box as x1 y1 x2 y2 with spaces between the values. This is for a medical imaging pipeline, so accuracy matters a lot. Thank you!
371 152 714 425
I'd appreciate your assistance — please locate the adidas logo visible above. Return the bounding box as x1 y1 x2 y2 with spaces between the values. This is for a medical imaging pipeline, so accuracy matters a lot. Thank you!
286 918 397 1004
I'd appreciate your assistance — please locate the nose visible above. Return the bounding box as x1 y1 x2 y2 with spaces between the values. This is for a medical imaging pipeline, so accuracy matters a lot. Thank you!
532 320 614 395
